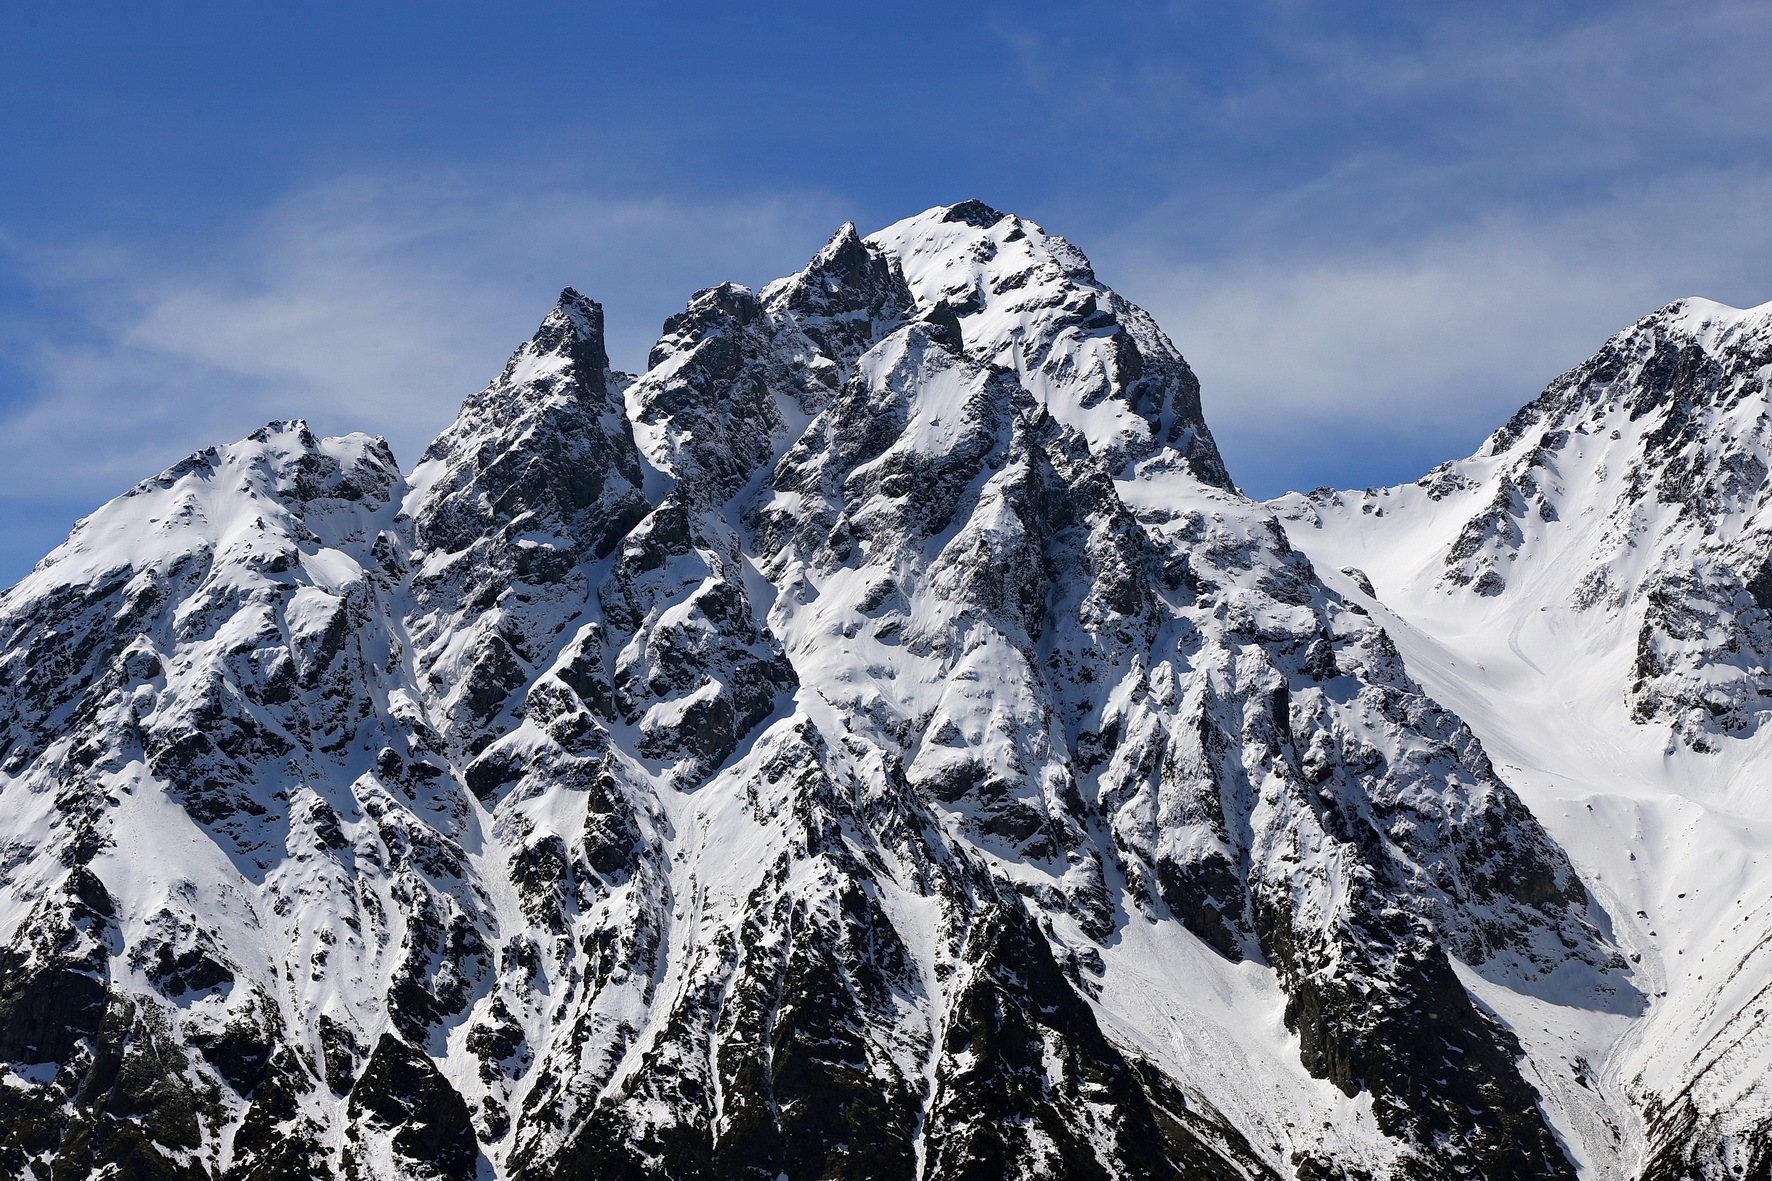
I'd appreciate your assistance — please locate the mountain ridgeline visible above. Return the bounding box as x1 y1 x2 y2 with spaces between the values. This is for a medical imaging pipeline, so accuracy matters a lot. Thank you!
0 202 1761 1179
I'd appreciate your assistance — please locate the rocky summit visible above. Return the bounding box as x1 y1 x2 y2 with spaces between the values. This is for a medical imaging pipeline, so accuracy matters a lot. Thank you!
0 202 1763 1180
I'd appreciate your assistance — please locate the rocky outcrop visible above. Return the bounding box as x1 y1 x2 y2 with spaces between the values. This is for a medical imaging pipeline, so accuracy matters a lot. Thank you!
406 288 652 757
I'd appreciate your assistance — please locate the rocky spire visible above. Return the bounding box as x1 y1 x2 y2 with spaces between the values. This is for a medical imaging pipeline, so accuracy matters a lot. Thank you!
404 288 651 756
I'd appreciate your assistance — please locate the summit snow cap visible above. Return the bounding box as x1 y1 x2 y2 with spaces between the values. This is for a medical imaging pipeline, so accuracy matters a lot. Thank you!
864 201 1233 486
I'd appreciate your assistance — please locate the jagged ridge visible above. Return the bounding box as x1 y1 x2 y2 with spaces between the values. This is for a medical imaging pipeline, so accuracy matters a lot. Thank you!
0 203 1651 1181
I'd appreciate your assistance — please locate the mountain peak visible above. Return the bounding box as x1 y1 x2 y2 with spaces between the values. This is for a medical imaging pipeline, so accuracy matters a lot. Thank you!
552 284 601 333
1654 293 1772 329
0 203 1685 1181
1277 280 1772 742
811 219 863 260
404 282 650 752
515 286 610 390
865 201 1231 487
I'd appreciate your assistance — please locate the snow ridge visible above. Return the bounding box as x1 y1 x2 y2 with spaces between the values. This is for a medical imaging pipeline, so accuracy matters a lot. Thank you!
1274 294 1772 1179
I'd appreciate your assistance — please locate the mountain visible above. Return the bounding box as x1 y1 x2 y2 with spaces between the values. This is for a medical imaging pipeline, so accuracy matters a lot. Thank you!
0 201 1737 1181
1273 296 1772 1179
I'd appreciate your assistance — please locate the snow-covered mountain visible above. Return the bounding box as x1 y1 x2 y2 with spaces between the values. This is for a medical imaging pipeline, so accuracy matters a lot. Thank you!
1274 295 1772 1179
0 201 1750 1180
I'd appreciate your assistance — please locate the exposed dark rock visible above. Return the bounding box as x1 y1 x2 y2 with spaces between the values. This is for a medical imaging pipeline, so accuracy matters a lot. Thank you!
349 1033 480 1180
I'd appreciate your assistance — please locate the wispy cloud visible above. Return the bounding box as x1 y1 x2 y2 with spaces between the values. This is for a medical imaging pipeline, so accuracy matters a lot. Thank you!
0 173 846 507
1102 166 1772 496
1011 1 1772 495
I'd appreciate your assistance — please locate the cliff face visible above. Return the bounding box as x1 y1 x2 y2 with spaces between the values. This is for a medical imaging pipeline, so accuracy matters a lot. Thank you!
0 203 1668 1181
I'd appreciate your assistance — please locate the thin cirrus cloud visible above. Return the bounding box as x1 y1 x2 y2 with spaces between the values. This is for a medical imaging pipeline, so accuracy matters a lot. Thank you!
1 174 848 503
1054 1 1772 497
1106 166 1772 497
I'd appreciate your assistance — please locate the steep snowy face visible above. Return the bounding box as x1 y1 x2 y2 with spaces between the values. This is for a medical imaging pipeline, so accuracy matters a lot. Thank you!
1273 296 1772 1180
0 421 407 877
864 199 1233 488
0 422 502 1177
1281 297 1772 751
749 260 1623 1177
0 204 1640 1181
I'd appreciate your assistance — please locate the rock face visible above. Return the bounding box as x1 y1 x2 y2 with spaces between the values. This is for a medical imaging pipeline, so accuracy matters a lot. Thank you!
1274 295 1772 1179
0 202 1688 1180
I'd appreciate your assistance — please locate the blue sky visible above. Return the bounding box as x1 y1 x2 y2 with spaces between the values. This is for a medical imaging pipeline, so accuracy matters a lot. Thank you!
2 2 1771 582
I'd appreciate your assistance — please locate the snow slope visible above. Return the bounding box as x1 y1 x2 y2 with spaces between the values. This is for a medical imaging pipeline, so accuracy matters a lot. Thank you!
1274 295 1772 1179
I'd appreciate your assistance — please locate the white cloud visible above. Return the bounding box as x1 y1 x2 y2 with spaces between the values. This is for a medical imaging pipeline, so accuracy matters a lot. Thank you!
1096 167 1772 495
0 173 847 507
